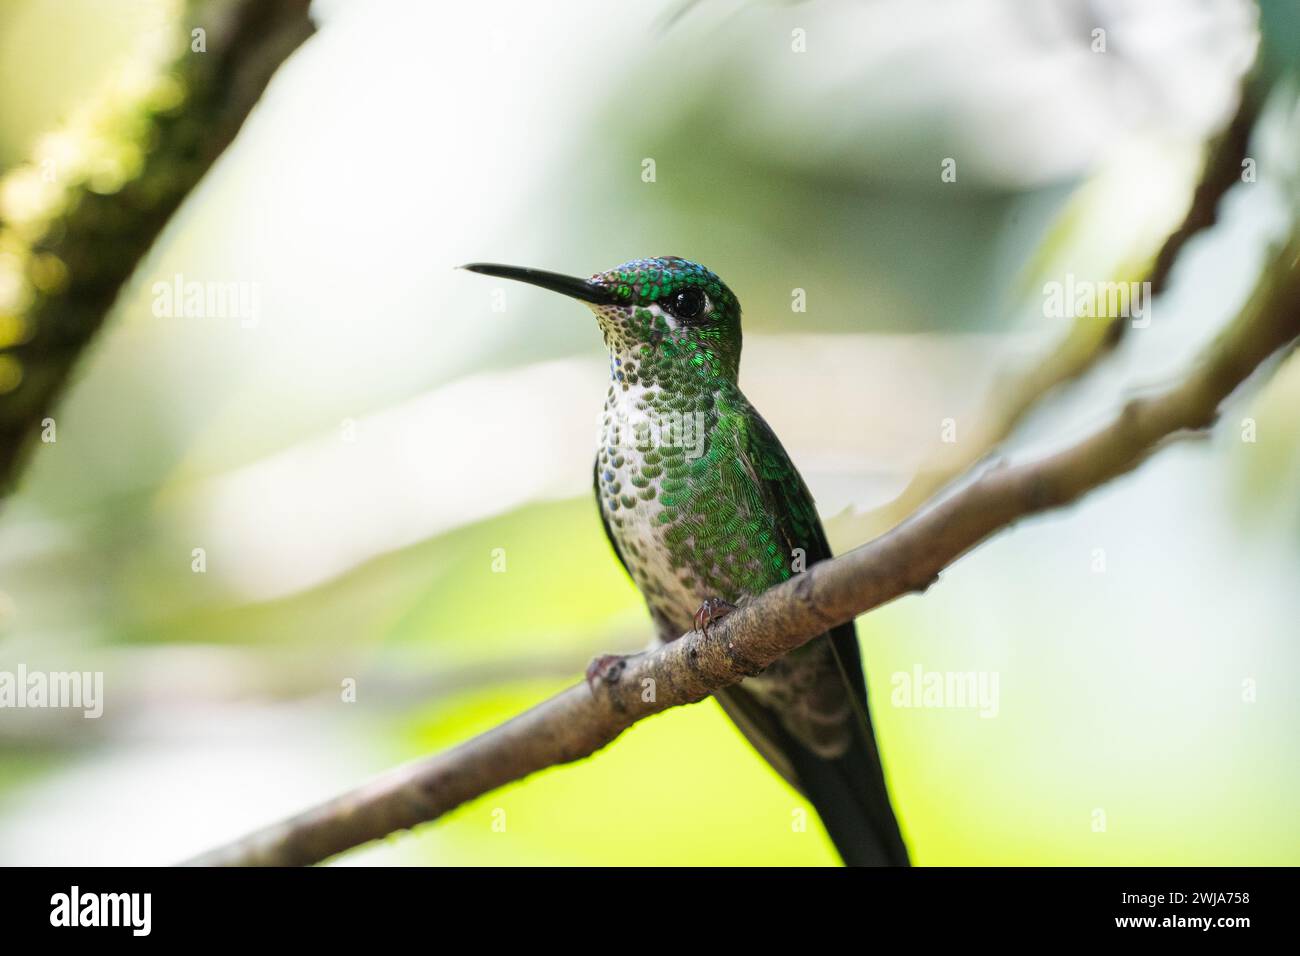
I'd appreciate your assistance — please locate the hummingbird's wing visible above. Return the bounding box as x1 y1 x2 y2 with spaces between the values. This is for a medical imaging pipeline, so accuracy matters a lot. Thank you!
714 407 909 866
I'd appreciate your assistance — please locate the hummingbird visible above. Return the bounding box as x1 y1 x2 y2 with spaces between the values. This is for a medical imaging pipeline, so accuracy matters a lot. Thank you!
464 256 908 866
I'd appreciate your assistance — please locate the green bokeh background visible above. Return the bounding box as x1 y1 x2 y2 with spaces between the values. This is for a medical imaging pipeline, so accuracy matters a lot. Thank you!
0 0 1297 865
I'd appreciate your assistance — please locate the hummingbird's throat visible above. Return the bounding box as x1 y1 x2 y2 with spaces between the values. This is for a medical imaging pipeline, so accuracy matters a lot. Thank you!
590 302 738 392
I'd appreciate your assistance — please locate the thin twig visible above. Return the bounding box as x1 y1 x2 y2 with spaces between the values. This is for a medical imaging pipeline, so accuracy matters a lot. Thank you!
845 74 1261 542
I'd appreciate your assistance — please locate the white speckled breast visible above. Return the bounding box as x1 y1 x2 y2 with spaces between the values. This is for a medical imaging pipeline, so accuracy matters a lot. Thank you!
596 379 708 634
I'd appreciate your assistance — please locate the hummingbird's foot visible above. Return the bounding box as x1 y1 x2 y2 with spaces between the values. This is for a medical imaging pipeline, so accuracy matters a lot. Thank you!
585 653 629 690
693 597 738 637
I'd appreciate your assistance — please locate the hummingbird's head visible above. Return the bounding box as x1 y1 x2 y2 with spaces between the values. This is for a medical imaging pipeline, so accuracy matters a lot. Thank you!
463 256 742 385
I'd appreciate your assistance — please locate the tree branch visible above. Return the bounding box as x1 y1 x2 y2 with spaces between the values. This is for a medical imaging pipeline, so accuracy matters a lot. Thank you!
0 0 314 494
186 236 1300 867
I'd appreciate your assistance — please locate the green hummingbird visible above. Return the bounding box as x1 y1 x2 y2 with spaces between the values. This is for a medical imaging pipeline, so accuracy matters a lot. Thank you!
465 256 908 866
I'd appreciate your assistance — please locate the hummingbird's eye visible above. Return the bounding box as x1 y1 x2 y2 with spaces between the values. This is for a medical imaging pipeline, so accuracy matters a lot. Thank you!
667 287 707 322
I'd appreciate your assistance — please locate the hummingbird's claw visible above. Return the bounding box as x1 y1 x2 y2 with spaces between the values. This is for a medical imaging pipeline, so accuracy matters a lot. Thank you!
585 653 628 691
693 598 738 637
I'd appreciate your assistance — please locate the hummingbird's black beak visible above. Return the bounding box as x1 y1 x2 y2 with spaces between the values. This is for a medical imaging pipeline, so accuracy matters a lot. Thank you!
461 263 616 306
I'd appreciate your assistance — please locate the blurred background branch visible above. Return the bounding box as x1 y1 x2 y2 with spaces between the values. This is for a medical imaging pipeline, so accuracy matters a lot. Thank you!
850 60 1265 543
1147 76 1260 296
0 637 620 750
0 0 313 493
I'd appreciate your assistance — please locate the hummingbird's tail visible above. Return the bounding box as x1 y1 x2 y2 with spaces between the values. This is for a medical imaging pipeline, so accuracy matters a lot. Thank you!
714 624 909 866
780 700 910 867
